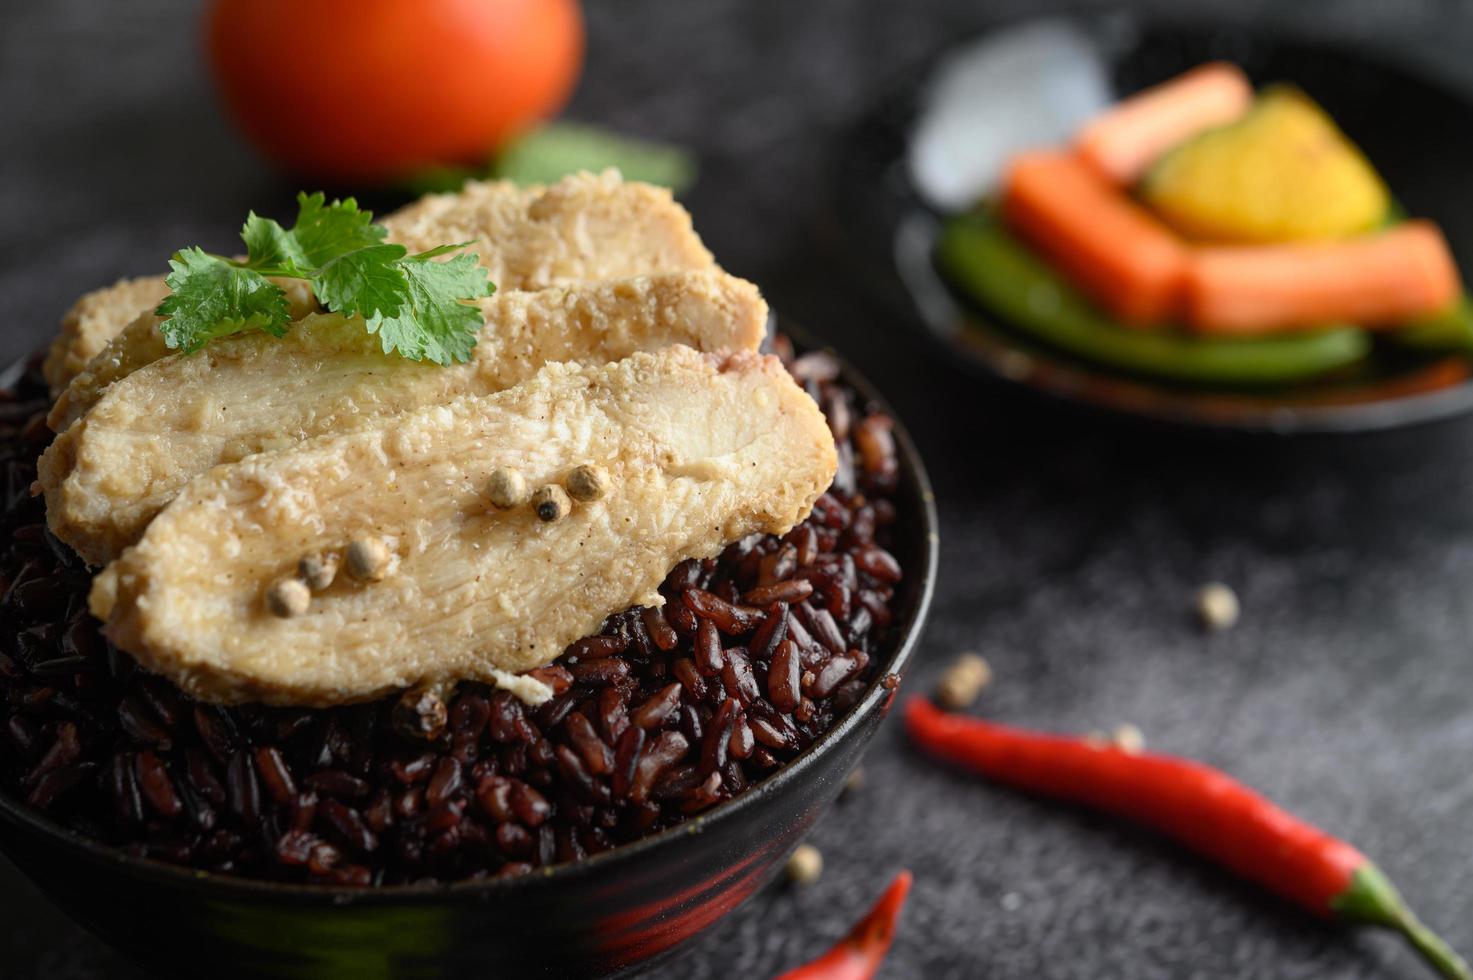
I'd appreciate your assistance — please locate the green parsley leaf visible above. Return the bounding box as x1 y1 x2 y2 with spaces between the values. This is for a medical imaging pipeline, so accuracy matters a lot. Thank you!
364 251 494 365
312 243 412 320
240 212 308 273
155 247 293 353
154 194 493 364
289 192 385 268
240 193 385 276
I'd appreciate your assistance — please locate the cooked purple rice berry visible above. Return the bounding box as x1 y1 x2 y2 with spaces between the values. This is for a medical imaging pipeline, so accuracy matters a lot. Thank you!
0 339 904 886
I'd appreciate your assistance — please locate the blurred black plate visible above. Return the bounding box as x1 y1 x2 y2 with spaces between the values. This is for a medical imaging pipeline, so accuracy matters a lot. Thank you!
836 11 1473 433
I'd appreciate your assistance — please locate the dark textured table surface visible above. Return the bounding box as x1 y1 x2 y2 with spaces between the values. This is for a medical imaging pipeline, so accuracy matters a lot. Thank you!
5 2 1473 977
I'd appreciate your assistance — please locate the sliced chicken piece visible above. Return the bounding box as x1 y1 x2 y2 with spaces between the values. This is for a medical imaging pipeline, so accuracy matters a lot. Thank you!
37 181 524 400
49 279 323 430
42 180 540 396
91 346 837 706
42 272 767 566
45 170 714 401
48 312 173 431
384 169 715 287
44 276 172 395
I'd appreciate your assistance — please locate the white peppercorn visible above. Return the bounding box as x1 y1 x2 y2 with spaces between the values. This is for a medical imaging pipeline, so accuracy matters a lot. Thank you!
392 685 449 740
298 550 340 592
564 463 610 502
532 485 571 523
265 575 311 618
786 843 823 885
935 652 992 709
1195 582 1240 631
1112 723 1145 755
346 537 391 582
487 468 529 509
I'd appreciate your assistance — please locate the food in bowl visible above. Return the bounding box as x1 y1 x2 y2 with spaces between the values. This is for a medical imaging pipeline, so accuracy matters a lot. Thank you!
41 273 767 566
935 61 1473 386
44 170 717 405
91 346 837 705
0 173 909 886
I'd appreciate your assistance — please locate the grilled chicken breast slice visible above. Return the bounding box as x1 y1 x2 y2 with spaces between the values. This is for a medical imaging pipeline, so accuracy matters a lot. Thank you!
384 169 715 286
40 180 535 397
42 271 767 567
45 170 714 401
43 276 171 395
48 280 324 431
43 277 320 399
91 346 837 706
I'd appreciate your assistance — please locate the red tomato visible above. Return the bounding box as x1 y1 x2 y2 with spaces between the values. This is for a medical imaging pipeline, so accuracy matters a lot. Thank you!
206 0 584 182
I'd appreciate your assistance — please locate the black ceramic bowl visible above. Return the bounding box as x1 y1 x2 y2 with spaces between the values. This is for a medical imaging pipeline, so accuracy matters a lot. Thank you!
836 10 1473 433
0 326 937 980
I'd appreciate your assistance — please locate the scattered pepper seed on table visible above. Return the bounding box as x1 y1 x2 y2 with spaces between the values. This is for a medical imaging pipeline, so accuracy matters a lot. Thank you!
486 467 528 509
265 575 311 618
905 698 1471 980
935 652 991 709
564 463 610 502
1112 723 1145 755
532 484 572 522
787 843 824 885
345 537 391 582
1195 582 1240 631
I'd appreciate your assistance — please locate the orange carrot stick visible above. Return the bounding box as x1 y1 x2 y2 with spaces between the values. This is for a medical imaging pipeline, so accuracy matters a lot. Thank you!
1001 151 1188 325
1185 221 1461 334
1075 62 1253 185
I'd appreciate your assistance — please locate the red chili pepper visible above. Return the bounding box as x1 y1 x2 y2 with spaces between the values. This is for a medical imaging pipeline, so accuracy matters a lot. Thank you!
905 698 1470 980
775 870 912 980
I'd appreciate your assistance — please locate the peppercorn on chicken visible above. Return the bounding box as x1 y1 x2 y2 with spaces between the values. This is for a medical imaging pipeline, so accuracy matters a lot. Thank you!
41 271 768 566
91 347 837 706
45 168 715 403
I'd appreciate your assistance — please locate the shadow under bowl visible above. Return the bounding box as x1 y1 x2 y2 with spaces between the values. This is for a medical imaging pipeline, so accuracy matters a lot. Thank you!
0 324 938 980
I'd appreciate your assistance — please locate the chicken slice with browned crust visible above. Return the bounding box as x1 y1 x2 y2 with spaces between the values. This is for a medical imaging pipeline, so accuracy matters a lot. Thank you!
43 277 318 400
43 276 171 395
91 346 836 706
42 271 767 566
41 180 537 397
46 169 714 405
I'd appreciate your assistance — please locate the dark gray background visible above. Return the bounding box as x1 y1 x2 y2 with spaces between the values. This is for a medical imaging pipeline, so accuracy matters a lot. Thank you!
4 1 1473 977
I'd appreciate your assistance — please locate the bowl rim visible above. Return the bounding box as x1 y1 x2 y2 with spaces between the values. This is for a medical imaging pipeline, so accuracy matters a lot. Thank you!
0 319 939 905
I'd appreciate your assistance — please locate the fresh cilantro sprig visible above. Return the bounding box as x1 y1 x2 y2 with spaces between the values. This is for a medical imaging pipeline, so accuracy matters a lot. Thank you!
154 193 495 365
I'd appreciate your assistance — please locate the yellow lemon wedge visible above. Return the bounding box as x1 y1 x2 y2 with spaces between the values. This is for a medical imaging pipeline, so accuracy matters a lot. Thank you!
1141 86 1390 243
